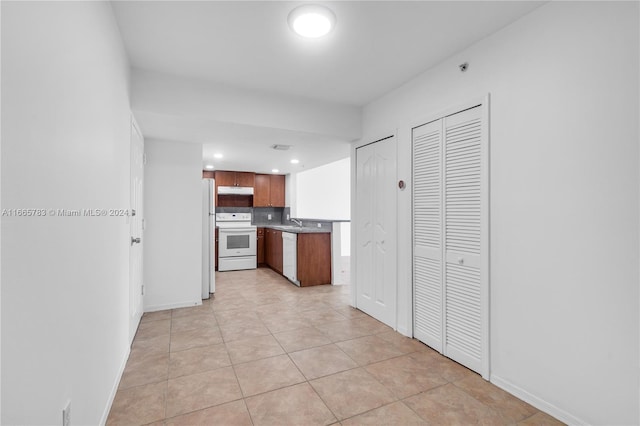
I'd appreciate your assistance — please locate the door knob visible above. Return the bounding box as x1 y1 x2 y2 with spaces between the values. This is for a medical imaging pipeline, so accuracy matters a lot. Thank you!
131 237 141 245
458 257 464 265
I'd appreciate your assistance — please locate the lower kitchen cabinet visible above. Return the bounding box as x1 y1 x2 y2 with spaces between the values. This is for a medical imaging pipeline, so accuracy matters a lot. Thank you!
263 228 331 286
257 227 265 264
265 228 283 274
297 233 331 286
215 228 219 271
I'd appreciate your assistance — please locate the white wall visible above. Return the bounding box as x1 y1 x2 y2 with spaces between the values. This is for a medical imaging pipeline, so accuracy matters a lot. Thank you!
286 172 296 215
1 1 4 420
132 69 362 141
144 139 203 311
295 157 351 220
360 2 639 424
340 222 351 256
1 2 132 424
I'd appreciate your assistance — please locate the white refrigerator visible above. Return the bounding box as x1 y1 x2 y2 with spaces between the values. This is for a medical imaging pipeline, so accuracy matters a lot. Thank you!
202 178 215 298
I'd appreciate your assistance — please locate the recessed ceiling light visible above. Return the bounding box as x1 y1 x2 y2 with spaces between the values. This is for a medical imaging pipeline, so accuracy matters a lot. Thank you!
290 159 300 164
205 164 215 170
214 153 223 159
272 169 280 173
288 4 336 38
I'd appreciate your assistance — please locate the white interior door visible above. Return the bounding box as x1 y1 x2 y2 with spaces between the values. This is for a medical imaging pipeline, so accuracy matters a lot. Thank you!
356 136 397 328
412 103 489 378
129 117 144 343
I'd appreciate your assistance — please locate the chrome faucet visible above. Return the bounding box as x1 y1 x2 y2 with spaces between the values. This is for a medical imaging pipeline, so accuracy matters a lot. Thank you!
291 218 303 228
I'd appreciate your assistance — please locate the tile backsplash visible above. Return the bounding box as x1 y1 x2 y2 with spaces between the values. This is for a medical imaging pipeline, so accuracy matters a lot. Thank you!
215 206 337 230
252 207 284 224
216 206 252 214
216 206 283 224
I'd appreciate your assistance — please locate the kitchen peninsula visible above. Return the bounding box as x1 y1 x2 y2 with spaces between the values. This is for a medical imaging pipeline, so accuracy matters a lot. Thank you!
259 224 331 287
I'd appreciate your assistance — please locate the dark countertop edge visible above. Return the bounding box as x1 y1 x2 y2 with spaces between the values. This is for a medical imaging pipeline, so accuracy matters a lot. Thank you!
256 225 331 234
292 218 350 222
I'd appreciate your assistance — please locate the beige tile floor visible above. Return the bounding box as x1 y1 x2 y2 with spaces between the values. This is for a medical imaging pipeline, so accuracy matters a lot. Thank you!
107 267 563 426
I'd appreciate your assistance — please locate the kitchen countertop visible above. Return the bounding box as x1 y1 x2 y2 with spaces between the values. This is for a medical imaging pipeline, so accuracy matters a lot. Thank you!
257 224 331 234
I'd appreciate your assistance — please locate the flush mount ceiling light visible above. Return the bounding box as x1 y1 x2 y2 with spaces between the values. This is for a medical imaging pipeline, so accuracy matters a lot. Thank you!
214 153 223 159
204 164 214 170
290 159 300 164
272 169 280 173
288 4 336 38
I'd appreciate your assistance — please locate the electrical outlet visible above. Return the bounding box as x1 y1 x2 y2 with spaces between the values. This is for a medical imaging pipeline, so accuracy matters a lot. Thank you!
317 223 322 228
62 401 71 426
286 214 290 220
268 214 272 220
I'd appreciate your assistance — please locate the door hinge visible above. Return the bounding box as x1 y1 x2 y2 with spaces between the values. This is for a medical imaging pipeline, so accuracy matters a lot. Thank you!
143 153 147 165
141 285 145 296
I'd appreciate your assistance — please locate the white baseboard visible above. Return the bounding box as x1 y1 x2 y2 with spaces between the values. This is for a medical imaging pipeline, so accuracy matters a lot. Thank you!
490 374 586 425
397 325 410 338
144 299 202 313
100 346 130 426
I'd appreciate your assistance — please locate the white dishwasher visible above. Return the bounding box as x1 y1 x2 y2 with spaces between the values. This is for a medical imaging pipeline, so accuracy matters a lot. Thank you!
282 232 300 286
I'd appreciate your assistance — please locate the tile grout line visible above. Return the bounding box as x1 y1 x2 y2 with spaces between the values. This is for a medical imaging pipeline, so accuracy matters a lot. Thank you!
162 309 174 423
258 277 341 424
125 269 513 425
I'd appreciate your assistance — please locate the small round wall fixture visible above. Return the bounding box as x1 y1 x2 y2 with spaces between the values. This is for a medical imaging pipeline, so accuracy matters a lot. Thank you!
288 4 336 38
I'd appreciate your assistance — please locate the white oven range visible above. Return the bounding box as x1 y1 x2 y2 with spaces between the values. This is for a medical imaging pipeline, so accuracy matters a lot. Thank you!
216 212 257 271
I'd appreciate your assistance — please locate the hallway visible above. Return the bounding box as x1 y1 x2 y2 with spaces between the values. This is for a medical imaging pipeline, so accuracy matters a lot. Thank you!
107 268 562 425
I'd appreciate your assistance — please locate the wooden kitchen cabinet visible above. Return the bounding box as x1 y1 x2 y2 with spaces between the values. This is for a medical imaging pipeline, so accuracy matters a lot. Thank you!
215 171 256 207
214 171 236 187
297 233 331 286
253 174 285 207
253 174 270 207
265 228 283 274
214 170 255 187
235 172 256 187
257 227 265 265
270 175 285 207
263 227 332 286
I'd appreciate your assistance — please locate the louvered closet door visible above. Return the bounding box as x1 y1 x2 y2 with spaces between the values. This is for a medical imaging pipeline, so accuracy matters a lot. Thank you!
412 102 488 378
412 120 443 352
443 106 485 374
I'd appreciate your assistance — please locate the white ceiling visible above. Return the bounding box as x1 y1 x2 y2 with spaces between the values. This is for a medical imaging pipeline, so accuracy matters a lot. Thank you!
112 1 544 173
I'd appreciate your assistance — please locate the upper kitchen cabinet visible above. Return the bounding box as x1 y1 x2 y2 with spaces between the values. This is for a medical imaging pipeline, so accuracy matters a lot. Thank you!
214 171 256 207
254 174 285 207
214 171 255 188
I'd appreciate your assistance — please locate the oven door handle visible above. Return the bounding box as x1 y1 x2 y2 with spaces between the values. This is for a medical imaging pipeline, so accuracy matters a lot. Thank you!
219 230 256 234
